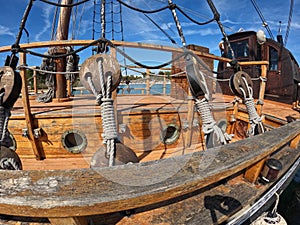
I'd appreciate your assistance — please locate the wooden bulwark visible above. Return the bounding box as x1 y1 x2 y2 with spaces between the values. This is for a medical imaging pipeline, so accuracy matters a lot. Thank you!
0 121 299 221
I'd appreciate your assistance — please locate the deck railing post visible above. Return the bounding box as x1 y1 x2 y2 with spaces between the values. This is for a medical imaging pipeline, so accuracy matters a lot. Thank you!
146 69 150 95
257 64 268 115
32 66 38 94
19 52 45 160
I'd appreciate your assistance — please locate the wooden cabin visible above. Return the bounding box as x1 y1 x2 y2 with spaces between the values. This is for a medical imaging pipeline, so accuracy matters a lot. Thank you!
217 31 300 105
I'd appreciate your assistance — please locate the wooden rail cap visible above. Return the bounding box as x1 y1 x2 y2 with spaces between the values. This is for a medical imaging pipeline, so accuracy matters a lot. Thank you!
0 121 299 218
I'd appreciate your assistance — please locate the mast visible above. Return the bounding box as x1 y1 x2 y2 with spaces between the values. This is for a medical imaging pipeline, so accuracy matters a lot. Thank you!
55 0 73 99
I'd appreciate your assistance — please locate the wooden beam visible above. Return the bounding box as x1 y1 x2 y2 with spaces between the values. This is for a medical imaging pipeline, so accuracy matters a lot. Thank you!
19 52 45 160
244 157 267 183
0 121 299 218
184 89 195 147
290 134 300 149
49 217 88 225
54 48 67 99
0 40 268 67
257 64 268 115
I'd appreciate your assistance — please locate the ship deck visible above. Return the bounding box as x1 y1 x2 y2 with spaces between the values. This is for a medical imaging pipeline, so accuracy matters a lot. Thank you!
11 93 300 121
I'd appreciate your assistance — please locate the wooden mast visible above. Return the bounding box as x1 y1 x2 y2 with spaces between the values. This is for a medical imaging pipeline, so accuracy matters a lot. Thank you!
55 0 73 100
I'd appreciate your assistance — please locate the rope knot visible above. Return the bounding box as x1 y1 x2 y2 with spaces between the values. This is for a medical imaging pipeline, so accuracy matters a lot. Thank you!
168 3 176 10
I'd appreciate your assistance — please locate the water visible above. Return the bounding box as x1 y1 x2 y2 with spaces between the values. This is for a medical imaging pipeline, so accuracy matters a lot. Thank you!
117 83 171 95
72 83 171 95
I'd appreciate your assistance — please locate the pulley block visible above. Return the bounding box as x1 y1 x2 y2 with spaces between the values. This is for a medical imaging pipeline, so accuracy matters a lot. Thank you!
90 142 139 167
79 54 121 94
185 53 210 99
229 71 253 98
0 66 22 108
0 146 22 170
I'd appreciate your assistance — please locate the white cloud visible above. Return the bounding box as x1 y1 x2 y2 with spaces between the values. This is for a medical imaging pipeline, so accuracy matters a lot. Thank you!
0 25 15 37
34 5 53 41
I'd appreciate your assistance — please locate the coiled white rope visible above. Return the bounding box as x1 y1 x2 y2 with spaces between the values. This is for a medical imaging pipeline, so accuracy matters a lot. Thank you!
251 193 287 225
98 58 118 166
195 98 232 147
86 57 118 166
0 93 11 145
239 76 265 136
0 157 20 170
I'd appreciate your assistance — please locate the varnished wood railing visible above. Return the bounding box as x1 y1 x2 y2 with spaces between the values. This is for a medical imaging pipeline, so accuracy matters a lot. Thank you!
0 121 299 224
0 40 268 66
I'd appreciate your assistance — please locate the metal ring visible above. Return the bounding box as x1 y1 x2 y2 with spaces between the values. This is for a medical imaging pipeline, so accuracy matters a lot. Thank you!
161 124 180 145
61 129 87 154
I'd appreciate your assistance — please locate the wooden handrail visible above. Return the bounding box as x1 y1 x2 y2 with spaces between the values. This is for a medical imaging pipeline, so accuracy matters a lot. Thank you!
19 53 45 160
0 121 299 218
0 40 268 66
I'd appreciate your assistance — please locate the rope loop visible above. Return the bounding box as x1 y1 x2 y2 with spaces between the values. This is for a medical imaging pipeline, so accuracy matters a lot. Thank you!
195 98 232 147
239 79 265 136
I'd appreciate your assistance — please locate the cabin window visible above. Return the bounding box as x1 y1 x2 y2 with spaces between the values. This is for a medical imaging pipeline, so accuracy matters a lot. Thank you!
228 39 249 59
269 47 278 71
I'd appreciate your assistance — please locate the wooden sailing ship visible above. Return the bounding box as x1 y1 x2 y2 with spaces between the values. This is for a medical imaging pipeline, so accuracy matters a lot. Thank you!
0 0 299 224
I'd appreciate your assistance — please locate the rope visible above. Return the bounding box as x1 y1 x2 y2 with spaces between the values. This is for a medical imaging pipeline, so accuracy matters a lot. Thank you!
0 157 20 170
0 94 10 145
51 0 61 40
86 57 118 166
101 0 106 39
250 0 274 40
168 0 186 46
251 193 287 225
195 98 232 147
17 65 79 75
39 0 89 7
239 77 265 136
207 0 235 60
117 0 170 14
0 93 14 150
285 0 294 46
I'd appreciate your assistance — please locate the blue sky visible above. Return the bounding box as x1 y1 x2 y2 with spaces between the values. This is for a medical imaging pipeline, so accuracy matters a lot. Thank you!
0 0 299 70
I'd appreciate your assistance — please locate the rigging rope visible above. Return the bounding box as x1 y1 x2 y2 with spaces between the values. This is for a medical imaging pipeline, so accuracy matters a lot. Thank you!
239 76 265 136
194 98 232 148
117 0 169 14
71 0 79 40
76 0 86 38
101 0 106 39
143 14 176 44
0 94 10 146
86 57 118 166
250 0 274 40
39 0 89 7
168 0 186 46
92 0 97 40
285 0 294 46
206 0 235 61
51 0 61 40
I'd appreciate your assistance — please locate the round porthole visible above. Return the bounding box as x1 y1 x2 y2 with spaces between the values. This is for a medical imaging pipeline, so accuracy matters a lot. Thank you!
61 129 87 154
161 124 180 145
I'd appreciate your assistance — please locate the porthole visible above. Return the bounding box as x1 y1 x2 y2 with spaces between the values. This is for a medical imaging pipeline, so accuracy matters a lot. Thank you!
61 129 87 154
161 124 180 145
